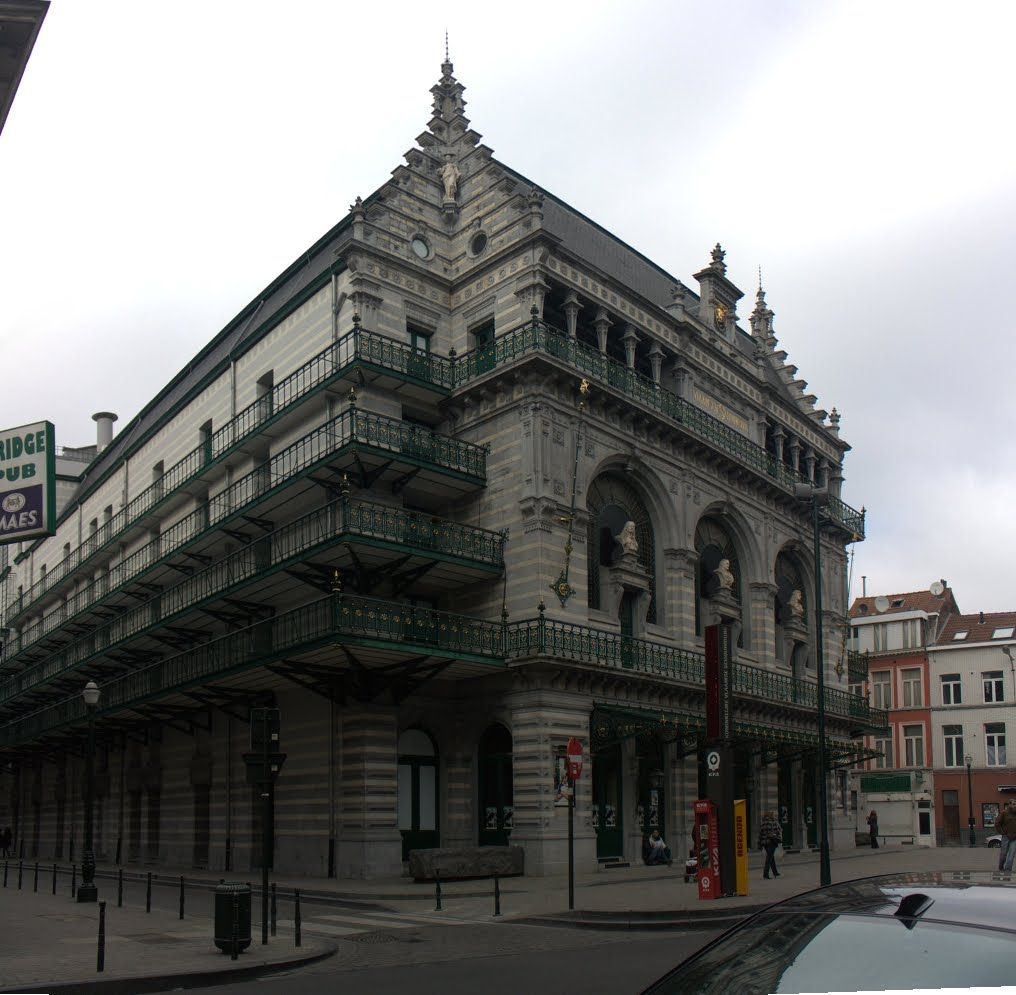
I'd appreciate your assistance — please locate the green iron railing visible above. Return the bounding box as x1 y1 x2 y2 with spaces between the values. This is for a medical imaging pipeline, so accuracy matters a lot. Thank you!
450 315 863 536
0 500 505 703
8 324 456 624
0 597 888 748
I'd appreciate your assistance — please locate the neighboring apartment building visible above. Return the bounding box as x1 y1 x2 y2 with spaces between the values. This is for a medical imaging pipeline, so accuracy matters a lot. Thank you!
850 583 959 846
0 59 880 878
929 611 1016 844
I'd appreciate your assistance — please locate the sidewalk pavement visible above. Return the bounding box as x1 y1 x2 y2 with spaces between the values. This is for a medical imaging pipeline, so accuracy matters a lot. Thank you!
0 842 1005 994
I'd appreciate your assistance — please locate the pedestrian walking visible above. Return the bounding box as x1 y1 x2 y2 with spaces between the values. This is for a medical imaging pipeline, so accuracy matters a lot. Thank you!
995 800 1016 873
867 810 879 849
758 810 782 879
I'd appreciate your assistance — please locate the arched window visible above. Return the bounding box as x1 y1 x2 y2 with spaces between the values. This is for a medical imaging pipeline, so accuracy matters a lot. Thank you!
585 475 656 622
398 728 438 860
694 517 741 637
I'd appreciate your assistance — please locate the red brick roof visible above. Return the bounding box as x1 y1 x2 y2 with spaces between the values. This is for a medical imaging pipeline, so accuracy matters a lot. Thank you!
938 611 1016 644
850 587 958 620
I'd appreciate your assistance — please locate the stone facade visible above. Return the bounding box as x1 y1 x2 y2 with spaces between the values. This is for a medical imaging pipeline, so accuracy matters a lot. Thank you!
0 59 881 878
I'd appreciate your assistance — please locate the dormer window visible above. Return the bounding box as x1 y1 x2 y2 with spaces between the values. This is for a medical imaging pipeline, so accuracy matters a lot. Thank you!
992 627 1014 639
953 630 969 640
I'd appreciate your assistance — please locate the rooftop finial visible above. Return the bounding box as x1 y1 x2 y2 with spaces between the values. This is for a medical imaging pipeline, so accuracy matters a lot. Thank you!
445 30 449 62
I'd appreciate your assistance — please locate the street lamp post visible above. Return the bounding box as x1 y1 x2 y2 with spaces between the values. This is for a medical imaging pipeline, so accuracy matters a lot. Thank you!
78 680 100 902
794 484 831 888
965 753 976 848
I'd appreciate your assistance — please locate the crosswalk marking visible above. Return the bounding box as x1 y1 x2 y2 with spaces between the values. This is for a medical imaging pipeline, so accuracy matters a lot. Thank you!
275 908 475 937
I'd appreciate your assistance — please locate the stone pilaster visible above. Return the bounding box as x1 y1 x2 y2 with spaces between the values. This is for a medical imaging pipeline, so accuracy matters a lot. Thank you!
336 706 402 878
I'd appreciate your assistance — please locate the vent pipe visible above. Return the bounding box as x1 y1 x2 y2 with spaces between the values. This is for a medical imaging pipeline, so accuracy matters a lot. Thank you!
92 411 118 452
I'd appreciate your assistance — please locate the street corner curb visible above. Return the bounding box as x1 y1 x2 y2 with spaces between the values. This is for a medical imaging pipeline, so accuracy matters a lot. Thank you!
17 939 337 995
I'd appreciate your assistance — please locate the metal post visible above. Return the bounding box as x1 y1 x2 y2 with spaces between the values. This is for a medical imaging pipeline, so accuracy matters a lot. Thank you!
70 863 75 897
3 861 6 887
261 708 270 946
145 871 151 912
97 901 106 973
811 495 831 888
117 868 123 907
179 875 185 919
79 692 98 902
966 756 976 847
33 861 38 892
434 868 442 911
568 773 575 910
270 881 277 937
294 888 302 948
493 874 501 916
52 863 57 895
18 860 23 890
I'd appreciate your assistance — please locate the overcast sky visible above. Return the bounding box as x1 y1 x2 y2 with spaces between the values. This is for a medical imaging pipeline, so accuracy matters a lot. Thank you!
2 0 1014 614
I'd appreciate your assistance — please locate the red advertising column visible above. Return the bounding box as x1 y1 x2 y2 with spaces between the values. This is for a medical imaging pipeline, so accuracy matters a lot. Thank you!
694 799 720 900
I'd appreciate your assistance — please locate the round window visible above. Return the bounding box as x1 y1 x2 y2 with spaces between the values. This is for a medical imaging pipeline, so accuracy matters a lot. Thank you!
470 232 488 256
411 236 430 259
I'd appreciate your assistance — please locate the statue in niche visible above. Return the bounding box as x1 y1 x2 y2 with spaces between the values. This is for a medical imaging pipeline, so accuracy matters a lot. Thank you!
441 159 460 201
714 558 734 591
788 589 804 619
615 521 639 555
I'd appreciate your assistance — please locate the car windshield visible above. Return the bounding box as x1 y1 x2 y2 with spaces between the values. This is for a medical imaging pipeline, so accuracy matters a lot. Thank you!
644 911 1016 995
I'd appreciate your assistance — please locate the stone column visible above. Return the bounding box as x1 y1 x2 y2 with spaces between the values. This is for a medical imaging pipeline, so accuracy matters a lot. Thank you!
749 581 778 659
664 548 699 646
507 691 594 876
563 291 581 340
336 706 402 879
593 307 611 355
648 342 664 385
621 325 639 369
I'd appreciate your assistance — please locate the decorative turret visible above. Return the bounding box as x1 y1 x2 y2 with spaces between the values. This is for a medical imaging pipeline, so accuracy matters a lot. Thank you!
749 279 775 344
693 243 743 338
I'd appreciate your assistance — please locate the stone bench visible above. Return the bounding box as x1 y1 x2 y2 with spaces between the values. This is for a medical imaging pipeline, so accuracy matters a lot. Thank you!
408 845 525 882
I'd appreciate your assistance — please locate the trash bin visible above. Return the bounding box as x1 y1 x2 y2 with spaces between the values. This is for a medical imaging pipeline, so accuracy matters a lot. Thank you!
214 882 252 954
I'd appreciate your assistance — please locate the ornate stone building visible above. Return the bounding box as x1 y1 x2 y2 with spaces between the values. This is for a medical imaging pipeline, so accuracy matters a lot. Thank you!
0 59 882 878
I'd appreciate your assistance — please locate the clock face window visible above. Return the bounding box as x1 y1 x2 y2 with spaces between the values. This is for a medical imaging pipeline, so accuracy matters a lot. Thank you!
411 236 430 259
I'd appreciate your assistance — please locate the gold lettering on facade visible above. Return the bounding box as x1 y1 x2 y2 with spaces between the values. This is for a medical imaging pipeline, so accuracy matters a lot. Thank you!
691 388 750 435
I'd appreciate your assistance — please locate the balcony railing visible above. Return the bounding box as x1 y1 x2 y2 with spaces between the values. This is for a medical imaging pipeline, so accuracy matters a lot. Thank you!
8 324 457 624
0 501 506 703
0 596 887 748
449 316 863 537
5 413 487 658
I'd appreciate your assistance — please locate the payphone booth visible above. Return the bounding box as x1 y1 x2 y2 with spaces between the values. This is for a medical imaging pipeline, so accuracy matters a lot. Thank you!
694 799 720 900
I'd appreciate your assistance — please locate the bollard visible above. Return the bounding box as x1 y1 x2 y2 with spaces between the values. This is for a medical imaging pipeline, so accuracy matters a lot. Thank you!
33 862 38 893
19 860 24 890
3 860 6 888
270 882 277 937
434 868 442 911
146 872 152 913
71 863 76 898
494 874 501 917
231 892 239 962
97 901 106 973
117 868 123 908
294 888 302 948
52 863 57 895
179 875 185 920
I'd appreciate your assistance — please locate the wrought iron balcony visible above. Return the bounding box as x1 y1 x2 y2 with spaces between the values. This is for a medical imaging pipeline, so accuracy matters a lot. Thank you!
448 314 864 538
0 499 504 702
4 412 488 662
8 324 457 623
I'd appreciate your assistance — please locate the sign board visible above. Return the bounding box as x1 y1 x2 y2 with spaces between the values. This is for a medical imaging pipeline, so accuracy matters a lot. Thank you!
0 421 55 544
694 799 720 900
704 624 732 741
733 799 748 896
566 737 583 781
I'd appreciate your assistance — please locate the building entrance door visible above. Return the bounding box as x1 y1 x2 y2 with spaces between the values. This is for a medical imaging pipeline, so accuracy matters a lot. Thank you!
593 745 623 858
478 724 513 846
398 729 439 861
942 789 960 844
636 749 664 843
917 799 933 845
778 760 794 849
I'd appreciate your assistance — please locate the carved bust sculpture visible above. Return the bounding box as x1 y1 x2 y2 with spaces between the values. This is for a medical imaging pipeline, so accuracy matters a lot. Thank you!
615 520 638 555
788 589 804 618
714 558 734 591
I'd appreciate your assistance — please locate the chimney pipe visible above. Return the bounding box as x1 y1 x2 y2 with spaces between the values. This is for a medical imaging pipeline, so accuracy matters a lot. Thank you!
92 411 118 452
